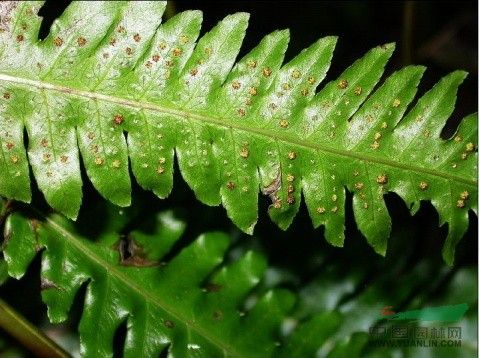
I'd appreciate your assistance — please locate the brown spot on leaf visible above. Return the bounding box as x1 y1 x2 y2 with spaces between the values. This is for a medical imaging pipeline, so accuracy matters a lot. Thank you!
42 153 51 162
113 114 124 125
213 310 223 320
205 283 223 292
3 92 10 99
262 169 281 200
291 69 301 79
338 79 348 89
376 174 388 185
287 195 295 205
77 37 87 47
16 34 24 42
115 236 158 267
164 320 175 329
239 147 249 158
158 41 167 50
133 33 141 42
465 142 475 152
247 59 257 68
53 37 63 47
354 182 364 190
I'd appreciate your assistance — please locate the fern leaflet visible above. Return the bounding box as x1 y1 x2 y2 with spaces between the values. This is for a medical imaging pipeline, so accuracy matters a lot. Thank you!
0 1 476 264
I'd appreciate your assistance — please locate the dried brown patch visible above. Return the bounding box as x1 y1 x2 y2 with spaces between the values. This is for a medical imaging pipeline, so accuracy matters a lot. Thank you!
115 236 158 267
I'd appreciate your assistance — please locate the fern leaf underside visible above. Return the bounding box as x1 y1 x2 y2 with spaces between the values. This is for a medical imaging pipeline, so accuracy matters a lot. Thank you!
0 1 476 264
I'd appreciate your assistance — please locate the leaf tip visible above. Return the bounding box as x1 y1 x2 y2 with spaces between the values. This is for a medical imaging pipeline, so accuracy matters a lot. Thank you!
244 221 256 235
380 42 396 52
442 248 455 267
275 28 290 40
452 69 469 81
182 9 204 23
323 35 339 45
224 11 250 28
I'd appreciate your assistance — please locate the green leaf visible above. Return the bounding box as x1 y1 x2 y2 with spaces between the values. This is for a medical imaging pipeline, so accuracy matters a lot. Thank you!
1 205 367 358
2 211 38 279
280 312 342 357
0 1 476 263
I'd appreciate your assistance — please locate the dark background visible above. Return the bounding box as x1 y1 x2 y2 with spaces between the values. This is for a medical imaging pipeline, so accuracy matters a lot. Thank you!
0 1 477 356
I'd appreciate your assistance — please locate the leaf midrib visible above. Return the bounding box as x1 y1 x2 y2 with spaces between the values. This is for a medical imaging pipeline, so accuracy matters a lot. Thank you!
0 72 476 187
42 214 239 358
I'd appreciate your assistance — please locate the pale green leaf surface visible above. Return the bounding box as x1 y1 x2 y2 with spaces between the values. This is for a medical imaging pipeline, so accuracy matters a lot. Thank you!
0 1 476 263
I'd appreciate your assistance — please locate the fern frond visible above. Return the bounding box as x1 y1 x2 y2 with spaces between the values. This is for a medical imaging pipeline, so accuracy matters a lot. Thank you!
2 204 369 357
0 1 476 263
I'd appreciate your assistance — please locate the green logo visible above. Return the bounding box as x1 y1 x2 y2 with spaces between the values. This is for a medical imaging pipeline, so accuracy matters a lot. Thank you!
381 303 469 322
